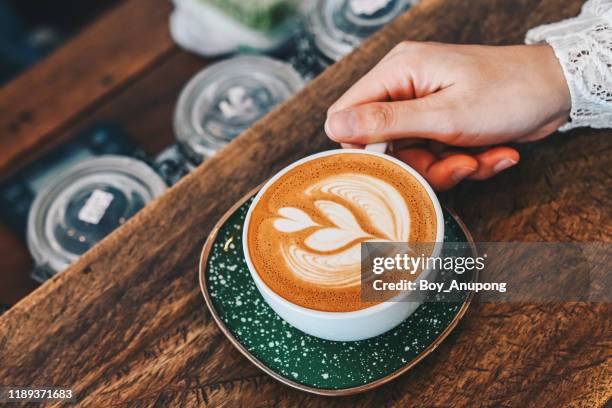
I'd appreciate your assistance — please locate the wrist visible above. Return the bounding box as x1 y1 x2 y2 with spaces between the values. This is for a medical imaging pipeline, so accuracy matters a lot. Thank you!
534 43 572 121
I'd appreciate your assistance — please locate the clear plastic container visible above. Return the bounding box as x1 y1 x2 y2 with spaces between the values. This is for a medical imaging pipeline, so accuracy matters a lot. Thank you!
307 0 410 65
27 155 167 281
174 55 304 164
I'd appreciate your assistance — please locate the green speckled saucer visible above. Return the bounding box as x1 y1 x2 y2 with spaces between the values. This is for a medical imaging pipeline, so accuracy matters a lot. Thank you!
199 188 477 396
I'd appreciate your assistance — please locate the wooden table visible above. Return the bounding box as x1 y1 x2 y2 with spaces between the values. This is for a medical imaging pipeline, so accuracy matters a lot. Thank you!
0 0 610 406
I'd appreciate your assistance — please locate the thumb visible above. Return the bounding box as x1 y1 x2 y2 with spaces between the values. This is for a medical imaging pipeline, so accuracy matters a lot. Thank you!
325 93 463 145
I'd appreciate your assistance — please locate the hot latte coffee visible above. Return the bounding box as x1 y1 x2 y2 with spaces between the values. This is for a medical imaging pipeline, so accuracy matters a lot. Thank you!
247 152 438 312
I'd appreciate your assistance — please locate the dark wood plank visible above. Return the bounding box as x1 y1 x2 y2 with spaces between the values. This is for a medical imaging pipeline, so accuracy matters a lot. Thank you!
0 34 210 307
0 0 175 180
0 52 210 305
0 0 610 407
0 225 36 305
49 51 211 156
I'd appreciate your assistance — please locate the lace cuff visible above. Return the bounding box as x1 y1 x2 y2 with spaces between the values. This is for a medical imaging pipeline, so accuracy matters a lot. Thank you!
526 0 612 131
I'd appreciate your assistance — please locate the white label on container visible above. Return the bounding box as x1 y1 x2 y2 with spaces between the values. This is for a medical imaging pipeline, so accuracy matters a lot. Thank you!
349 0 391 15
78 189 114 225
218 86 254 119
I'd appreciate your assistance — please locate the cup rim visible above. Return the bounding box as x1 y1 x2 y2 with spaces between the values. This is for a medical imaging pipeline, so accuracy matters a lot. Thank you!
242 149 445 319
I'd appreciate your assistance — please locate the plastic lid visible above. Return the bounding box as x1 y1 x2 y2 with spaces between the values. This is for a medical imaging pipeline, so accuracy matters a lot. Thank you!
308 0 409 62
27 155 167 274
174 55 304 163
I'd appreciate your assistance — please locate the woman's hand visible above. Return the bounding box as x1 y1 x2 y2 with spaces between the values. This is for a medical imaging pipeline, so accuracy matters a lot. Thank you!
325 42 571 190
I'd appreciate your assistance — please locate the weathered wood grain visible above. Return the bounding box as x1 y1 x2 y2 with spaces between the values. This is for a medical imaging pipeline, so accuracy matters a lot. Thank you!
0 0 610 407
0 224 35 305
0 28 210 306
0 0 175 180
44 51 211 157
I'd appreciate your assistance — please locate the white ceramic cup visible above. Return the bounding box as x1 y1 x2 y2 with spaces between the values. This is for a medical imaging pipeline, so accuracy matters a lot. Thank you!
243 149 445 341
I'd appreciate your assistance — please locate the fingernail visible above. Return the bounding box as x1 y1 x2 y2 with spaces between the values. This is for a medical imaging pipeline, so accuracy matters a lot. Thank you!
493 159 517 173
451 167 476 182
341 143 363 149
325 110 357 140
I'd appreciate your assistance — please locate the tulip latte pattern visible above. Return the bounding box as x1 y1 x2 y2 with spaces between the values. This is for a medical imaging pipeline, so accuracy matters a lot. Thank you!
273 174 410 288
247 153 437 312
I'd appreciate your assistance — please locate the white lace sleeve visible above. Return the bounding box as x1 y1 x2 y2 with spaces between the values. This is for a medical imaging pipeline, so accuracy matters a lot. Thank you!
526 0 612 130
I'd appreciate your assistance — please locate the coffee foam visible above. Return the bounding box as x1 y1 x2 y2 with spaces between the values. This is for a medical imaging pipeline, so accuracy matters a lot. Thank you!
248 153 437 312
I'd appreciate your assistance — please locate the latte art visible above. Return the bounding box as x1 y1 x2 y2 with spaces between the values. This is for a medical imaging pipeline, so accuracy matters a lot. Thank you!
307 174 411 242
273 173 411 288
247 153 437 312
